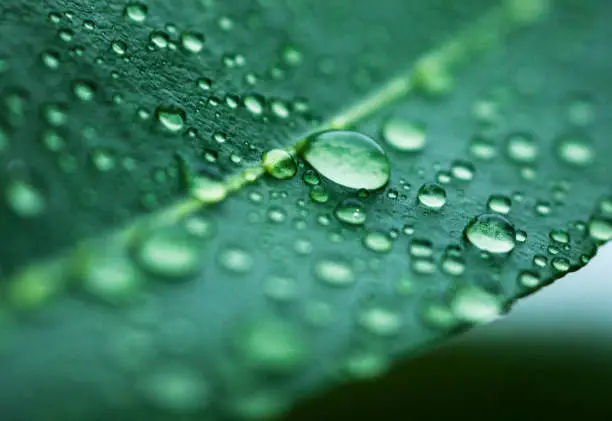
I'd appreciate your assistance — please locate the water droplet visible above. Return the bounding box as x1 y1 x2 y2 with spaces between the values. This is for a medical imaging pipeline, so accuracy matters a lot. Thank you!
334 200 366 225
381 118 427 152
80 249 142 303
533 254 547 267
267 206 287 223
150 31 169 48
302 169 320 185
135 227 201 279
235 318 307 372
243 94 265 115
156 107 185 132
314 258 354 287
124 2 148 22
549 229 570 244
409 238 433 257
281 45 303 66
469 135 496 160
411 258 436 275
451 285 502 324
261 149 296 180
111 40 127 55
303 130 390 190
555 133 595 166
72 80 95 101
535 201 552 216
5 179 46 218
189 175 227 204
417 183 446 210
138 365 209 414
551 257 570 273
588 217 612 242
363 231 392 253
505 132 538 163
441 253 466 276
180 32 204 53
309 185 329 203
450 160 475 181
518 270 540 288
264 275 297 301
358 305 401 336
218 246 253 273
487 194 511 214
343 350 389 379
464 214 516 254
41 50 60 69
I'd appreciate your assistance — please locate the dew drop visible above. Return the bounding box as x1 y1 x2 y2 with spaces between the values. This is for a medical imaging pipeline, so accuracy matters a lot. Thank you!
451 285 502 324
124 2 148 22
235 318 307 373
518 270 540 288
189 175 227 204
156 107 185 132
111 40 127 55
487 194 511 214
363 231 392 253
180 32 204 53
588 217 612 242
5 179 46 218
72 80 95 101
261 149 296 180
551 257 570 273
555 133 595 166
243 94 265 116
334 199 366 225
505 132 538 164
314 258 354 287
135 228 201 279
218 246 253 274
464 213 516 254
358 305 401 336
417 183 446 210
450 160 475 181
381 118 427 153
302 130 390 190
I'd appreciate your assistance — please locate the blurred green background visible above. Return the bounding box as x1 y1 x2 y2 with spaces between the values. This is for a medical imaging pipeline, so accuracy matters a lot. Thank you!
286 243 612 420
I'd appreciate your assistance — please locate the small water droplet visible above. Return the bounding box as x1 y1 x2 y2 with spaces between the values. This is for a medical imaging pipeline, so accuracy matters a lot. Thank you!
518 270 540 288
464 213 516 254
243 94 265 115
469 135 496 160
555 133 594 166
309 185 329 203
261 149 296 180
124 2 148 22
363 231 392 253
334 199 366 225
180 32 204 53
549 229 570 244
189 175 227 204
72 80 95 101
551 257 570 273
218 246 253 273
156 107 185 132
111 40 127 55
135 227 201 279
451 285 502 324
381 118 427 153
487 194 511 214
302 130 390 190
505 132 539 164
5 179 46 218
358 305 401 336
314 258 354 287
417 183 446 210
450 160 475 181
235 318 307 373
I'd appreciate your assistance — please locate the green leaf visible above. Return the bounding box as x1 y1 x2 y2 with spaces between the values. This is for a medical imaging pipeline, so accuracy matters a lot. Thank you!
0 0 611 419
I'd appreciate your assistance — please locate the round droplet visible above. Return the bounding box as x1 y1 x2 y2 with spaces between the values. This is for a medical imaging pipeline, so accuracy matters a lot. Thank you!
451 160 475 181
588 217 612 242
235 318 307 373
5 179 46 218
156 107 185 132
261 149 296 180
469 136 496 160
555 133 595 166
518 270 540 288
487 194 511 214
80 250 142 304
363 231 392 253
451 285 502 324
303 130 390 190
218 247 253 274
72 80 95 101
551 257 570 273
190 176 227 204
314 258 354 287
138 366 209 414
111 40 127 55
417 183 446 210
135 228 201 279
381 118 427 152
124 2 148 22
358 305 401 336
334 200 366 225
180 32 204 53
464 213 516 254
549 229 570 244
243 94 264 115
505 132 538 164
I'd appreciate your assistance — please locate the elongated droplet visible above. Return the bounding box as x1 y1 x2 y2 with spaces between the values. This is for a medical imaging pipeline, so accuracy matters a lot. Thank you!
303 130 390 190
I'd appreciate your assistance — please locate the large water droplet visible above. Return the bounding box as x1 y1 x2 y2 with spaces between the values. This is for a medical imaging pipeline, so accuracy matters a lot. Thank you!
381 118 427 152
464 213 516 254
124 2 148 22
303 130 390 190
588 216 612 242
